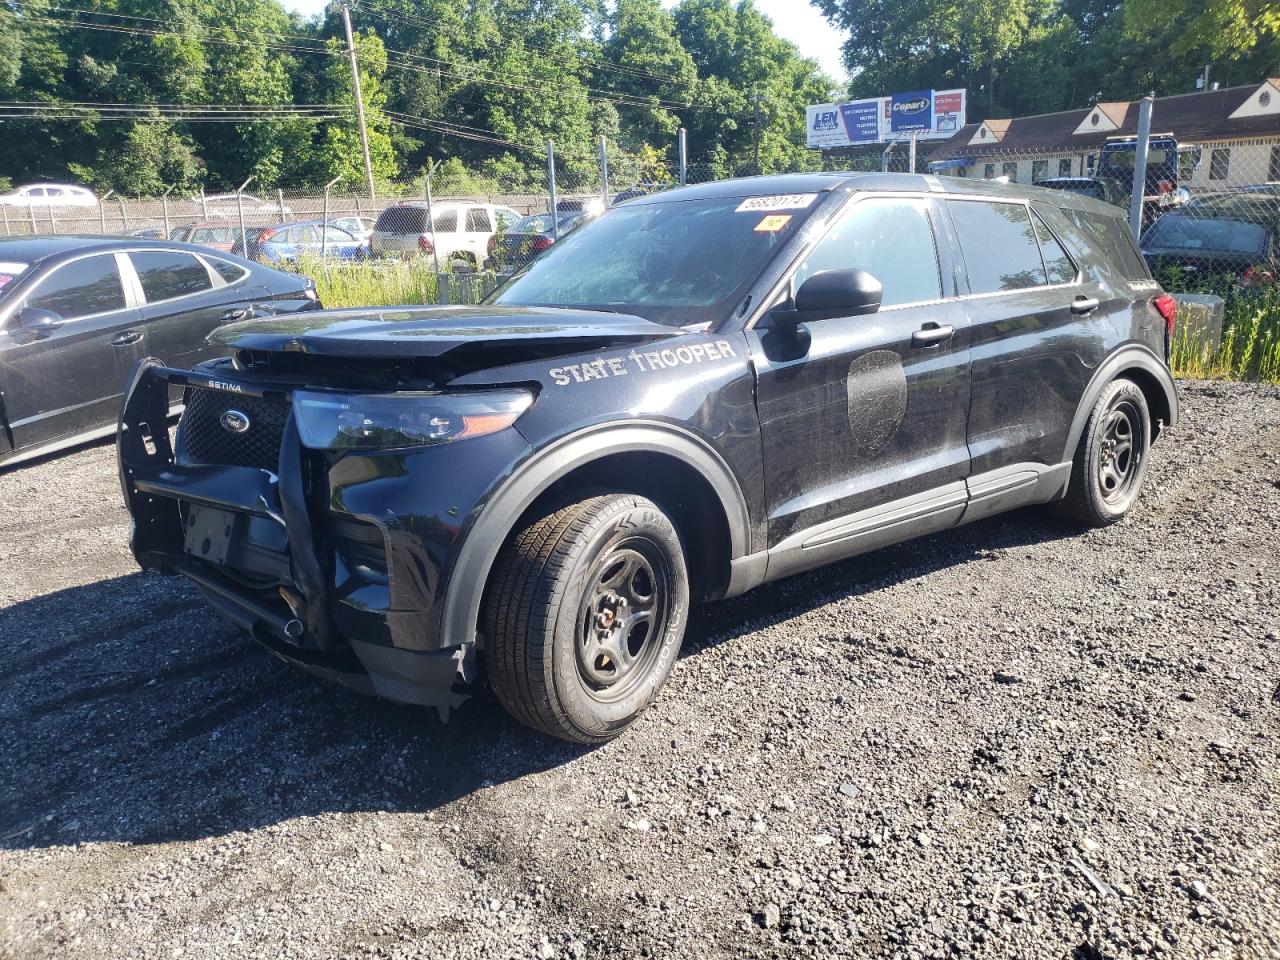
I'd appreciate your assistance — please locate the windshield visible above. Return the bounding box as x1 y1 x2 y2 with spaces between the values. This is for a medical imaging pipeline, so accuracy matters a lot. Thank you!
0 260 30 299
491 194 817 326
1143 216 1267 255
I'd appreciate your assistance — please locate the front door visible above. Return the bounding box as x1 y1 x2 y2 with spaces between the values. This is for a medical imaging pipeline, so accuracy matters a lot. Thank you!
749 194 972 576
0 252 144 452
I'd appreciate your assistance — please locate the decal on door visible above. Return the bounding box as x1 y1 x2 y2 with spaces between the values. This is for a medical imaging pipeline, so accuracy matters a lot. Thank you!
847 350 907 456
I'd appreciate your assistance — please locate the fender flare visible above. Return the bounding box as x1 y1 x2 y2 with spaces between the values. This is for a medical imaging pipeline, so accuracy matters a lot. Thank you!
438 421 754 647
1061 345 1179 463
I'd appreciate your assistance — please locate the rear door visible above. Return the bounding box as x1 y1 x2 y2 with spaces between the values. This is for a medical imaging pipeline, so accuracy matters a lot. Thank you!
131 249 252 373
750 193 972 570
0 252 143 451
946 197 1100 475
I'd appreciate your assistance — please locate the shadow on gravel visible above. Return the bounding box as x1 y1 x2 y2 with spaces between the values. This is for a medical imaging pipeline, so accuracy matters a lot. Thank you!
0 508 1071 852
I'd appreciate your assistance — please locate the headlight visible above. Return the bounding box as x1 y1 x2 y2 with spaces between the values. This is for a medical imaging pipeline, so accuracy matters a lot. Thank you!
292 388 533 451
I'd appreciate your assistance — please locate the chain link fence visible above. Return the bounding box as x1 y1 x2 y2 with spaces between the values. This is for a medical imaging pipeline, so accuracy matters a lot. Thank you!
3 128 1277 299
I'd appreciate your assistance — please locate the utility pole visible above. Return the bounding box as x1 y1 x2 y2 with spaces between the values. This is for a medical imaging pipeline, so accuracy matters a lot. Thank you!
341 1 377 200
752 93 761 176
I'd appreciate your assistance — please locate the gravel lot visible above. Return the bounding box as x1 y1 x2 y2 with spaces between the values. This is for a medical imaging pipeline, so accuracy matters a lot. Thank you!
1 380 1278 960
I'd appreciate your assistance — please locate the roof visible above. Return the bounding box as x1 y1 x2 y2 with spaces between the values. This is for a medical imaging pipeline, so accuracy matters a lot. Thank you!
930 80 1280 160
636 171 1121 216
0 235 243 266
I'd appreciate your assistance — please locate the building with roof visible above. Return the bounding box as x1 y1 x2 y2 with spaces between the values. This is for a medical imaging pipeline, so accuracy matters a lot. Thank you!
926 80 1280 190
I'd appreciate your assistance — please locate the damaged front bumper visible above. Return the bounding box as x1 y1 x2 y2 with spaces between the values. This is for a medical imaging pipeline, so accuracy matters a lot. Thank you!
117 359 481 716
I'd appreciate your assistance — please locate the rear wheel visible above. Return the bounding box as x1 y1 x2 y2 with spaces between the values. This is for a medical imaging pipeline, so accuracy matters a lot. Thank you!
1058 377 1151 527
484 494 689 744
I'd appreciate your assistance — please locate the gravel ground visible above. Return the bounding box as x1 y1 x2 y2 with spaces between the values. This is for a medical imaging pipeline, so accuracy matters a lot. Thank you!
1 379 1278 960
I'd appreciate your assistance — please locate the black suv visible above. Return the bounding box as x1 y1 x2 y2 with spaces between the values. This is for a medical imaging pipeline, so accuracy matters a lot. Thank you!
119 173 1179 743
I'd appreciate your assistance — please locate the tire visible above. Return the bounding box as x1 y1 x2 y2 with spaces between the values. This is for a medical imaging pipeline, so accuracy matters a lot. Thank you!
484 494 690 744
1057 377 1152 527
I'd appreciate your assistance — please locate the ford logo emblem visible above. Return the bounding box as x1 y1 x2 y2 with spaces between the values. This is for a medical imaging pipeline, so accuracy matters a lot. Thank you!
220 409 251 434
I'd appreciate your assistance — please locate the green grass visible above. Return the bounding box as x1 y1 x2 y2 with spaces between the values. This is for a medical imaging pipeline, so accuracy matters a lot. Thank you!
1170 287 1280 384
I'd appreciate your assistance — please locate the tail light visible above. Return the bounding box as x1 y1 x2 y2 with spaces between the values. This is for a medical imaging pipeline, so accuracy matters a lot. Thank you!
487 235 497 256
1156 180 1174 194
530 236 554 254
257 227 276 245
1242 264 1276 286
418 236 433 255
1152 293 1177 338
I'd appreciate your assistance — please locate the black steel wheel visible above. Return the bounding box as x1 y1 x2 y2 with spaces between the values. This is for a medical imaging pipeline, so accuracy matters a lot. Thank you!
1058 377 1152 527
484 493 689 744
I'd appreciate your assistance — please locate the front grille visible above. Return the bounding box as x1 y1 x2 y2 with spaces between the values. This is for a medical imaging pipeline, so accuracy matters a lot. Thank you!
179 387 290 471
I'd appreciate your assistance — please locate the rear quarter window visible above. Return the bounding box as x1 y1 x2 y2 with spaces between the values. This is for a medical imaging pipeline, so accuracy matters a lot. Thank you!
1053 206 1150 282
375 206 428 234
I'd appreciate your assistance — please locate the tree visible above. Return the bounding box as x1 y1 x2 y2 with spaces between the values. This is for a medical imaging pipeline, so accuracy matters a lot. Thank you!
1123 0 1280 61
674 0 835 175
315 29 399 185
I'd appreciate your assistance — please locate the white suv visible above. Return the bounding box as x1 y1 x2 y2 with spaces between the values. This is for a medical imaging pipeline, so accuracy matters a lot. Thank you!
370 201 520 265
0 183 98 207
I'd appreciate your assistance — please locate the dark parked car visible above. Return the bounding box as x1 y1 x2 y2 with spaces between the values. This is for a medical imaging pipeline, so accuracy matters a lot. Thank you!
1034 176 1127 207
119 173 1177 743
0 236 319 466
488 211 585 268
1141 199 1279 286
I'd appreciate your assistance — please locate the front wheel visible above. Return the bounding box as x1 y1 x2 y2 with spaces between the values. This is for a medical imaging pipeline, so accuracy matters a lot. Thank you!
484 494 689 744
1057 377 1152 527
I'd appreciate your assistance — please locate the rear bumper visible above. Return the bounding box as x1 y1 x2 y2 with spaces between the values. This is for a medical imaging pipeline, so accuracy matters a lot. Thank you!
116 359 497 714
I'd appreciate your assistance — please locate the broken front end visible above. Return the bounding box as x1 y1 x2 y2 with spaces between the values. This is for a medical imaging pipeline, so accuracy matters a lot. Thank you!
117 356 534 716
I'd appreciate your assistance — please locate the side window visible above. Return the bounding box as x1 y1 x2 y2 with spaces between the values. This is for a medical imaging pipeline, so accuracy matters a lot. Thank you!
794 196 942 308
130 251 212 303
1032 211 1076 284
323 226 351 241
27 255 126 319
466 208 493 232
433 210 458 233
208 258 248 284
948 200 1047 293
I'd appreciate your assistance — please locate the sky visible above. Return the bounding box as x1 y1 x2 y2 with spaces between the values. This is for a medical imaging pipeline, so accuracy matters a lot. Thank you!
278 0 848 84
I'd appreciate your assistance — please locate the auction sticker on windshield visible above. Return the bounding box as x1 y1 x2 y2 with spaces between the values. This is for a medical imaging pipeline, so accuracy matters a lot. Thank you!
754 215 793 232
735 194 818 213
0 262 28 292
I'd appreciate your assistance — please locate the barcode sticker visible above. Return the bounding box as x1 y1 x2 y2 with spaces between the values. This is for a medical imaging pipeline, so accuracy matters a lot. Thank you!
735 194 818 213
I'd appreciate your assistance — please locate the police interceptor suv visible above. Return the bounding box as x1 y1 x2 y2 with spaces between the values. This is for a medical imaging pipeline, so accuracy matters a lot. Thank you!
119 173 1179 744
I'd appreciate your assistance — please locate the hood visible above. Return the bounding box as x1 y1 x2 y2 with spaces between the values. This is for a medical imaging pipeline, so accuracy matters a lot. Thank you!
213 305 677 359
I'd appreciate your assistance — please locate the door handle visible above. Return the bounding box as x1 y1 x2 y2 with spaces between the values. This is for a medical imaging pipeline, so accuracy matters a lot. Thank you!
1070 296 1100 315
221 308 250 322
110 331 142 347
911 322 955 348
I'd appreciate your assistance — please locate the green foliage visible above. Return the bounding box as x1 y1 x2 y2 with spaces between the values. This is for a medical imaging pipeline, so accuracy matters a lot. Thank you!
1170 287 1280 384
0 0 833 192
1123 0 1280 61
315 30 399 186
809 0 1277 118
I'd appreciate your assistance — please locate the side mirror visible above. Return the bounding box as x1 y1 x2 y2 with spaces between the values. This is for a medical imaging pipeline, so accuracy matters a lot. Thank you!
17 306 65 337
793 269 883 319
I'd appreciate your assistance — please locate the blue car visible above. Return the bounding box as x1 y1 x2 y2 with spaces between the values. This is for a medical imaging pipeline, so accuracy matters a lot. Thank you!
255 220 366 263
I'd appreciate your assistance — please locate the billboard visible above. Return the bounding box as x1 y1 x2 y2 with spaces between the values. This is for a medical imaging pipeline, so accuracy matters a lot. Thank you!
806 89 966 148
